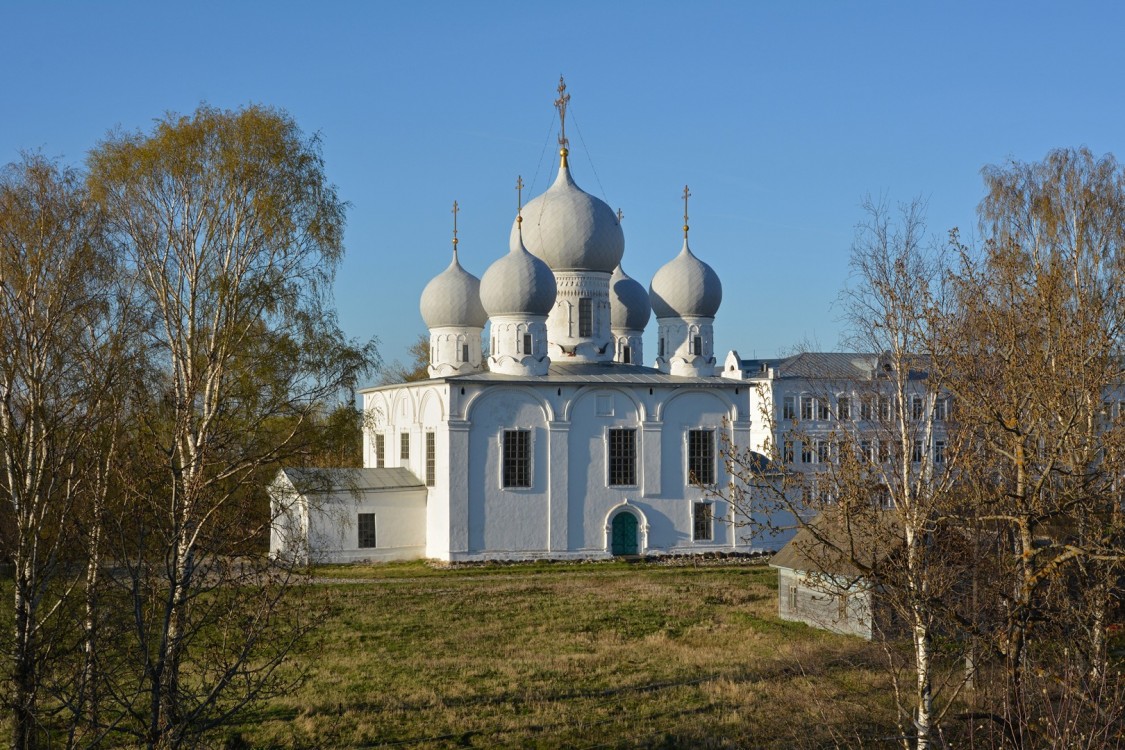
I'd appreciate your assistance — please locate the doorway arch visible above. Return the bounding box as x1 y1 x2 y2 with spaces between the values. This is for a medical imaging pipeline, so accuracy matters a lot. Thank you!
610 511 639 556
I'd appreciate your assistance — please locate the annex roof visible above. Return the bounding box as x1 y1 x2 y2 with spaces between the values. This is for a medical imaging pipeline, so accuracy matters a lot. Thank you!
278 467 424 494
769 510 902 577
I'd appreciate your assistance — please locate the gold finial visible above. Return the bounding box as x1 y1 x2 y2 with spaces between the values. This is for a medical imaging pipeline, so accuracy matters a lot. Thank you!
616 207 624 223
451 200 459 254
682 185 691 239
515 176 525 227
555 75 571 166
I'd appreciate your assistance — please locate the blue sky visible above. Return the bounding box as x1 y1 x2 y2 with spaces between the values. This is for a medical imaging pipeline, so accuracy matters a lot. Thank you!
5 2 1125 374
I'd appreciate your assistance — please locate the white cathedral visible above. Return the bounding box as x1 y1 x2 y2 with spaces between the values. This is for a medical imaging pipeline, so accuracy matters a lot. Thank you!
270 82 792 564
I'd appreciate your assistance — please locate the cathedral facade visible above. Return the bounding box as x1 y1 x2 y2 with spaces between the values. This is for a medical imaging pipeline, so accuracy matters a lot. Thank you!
270 83 782 564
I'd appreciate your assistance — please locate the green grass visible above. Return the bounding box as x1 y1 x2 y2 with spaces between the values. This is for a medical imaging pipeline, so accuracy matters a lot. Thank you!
229 561 894 749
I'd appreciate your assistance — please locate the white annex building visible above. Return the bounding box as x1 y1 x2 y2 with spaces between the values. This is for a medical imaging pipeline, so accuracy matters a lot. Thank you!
272 81 798 564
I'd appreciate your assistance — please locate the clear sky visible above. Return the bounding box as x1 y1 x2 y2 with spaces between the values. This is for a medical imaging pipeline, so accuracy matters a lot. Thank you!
5 1 1125 376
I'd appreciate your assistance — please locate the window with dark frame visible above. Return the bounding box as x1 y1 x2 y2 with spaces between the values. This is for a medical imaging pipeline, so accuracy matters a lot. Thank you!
375 433 385 468
461 343 470 362
693 502 713 541
400 432 409 461
691 335 702 355
425 432 435 487
658 338 665 357
578 297 593 337
358 513 376 549
621 345 631 364
502 430 531 488
607 428 637 486
687 429 715 485
523 333 532 355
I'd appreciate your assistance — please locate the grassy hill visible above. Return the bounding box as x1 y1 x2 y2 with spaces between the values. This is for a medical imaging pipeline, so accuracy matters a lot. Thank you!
232 560 893 749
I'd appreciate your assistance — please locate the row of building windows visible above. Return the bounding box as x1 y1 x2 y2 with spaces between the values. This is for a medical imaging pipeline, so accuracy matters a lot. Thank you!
782 394 950 423
373 428 718 490
782 437 947 465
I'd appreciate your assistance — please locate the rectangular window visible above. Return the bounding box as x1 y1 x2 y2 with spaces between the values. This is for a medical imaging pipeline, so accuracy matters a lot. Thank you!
693 502 713 541
877 396 890 421
933 397 947 422
358 513 376 549
400 432 410 461
578 297 593 337
783 396 796 421
801 441 814 464
912 395 924 420
878 441 890 463
837 396 850 421
817 440 832 464
817 399 829 421
860 440 873 463
912 439 924 464
860 397 873 421
687 430 715 485
783 439 794 464
934 440 946 465
425 432 435 487
522 333 533 355
800 396 814 421
502 430 531 488
691 335 702 355
461 343 469 362
621 345 631 364
375 433 385 469
607 428 637 486
658 338 665 357
788 584 798 611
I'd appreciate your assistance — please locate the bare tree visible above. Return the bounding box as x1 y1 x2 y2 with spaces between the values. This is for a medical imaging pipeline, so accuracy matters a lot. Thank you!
938 147 1125 744
0 155 125 750
87 105 377 748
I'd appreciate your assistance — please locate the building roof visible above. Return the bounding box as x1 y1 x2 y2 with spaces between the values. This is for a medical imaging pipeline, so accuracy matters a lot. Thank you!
769 510 902 577
279 467 424 494
361 361 743 392
729 351 931 381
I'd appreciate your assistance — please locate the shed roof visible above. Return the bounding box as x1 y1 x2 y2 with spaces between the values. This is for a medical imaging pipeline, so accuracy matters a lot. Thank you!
770 510 902 577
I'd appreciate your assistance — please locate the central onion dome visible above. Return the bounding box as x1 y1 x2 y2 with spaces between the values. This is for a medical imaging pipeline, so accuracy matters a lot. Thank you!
649 239 722 318
480 226 557 316
509 150 624 273
609 264 651 331
420 248 487 329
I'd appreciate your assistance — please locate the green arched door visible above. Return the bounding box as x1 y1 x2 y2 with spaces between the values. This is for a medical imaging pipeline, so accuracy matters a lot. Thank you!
610 512 639 556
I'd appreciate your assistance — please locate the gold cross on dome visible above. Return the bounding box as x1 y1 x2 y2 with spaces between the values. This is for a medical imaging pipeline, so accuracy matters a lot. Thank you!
451 200 459 249
683 185 691 239
516 176 525 224
555 75 570 149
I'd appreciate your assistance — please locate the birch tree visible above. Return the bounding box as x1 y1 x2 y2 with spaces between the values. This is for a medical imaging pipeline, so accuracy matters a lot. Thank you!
0 155 125 750
88 105 377 748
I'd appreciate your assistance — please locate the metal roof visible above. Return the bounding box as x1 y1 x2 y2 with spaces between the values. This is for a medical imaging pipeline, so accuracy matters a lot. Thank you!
736 352 931 381
279 467 424 494
361 361 739 392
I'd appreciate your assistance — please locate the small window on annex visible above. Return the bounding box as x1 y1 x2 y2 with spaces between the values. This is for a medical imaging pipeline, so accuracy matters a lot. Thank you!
502 429 532 488
358 513 377 549
578 297 593 337
687 429 715 485
693 502 713 541
375 433 385 469
607 428 637 486
400 432 410 461
425 432 436 487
